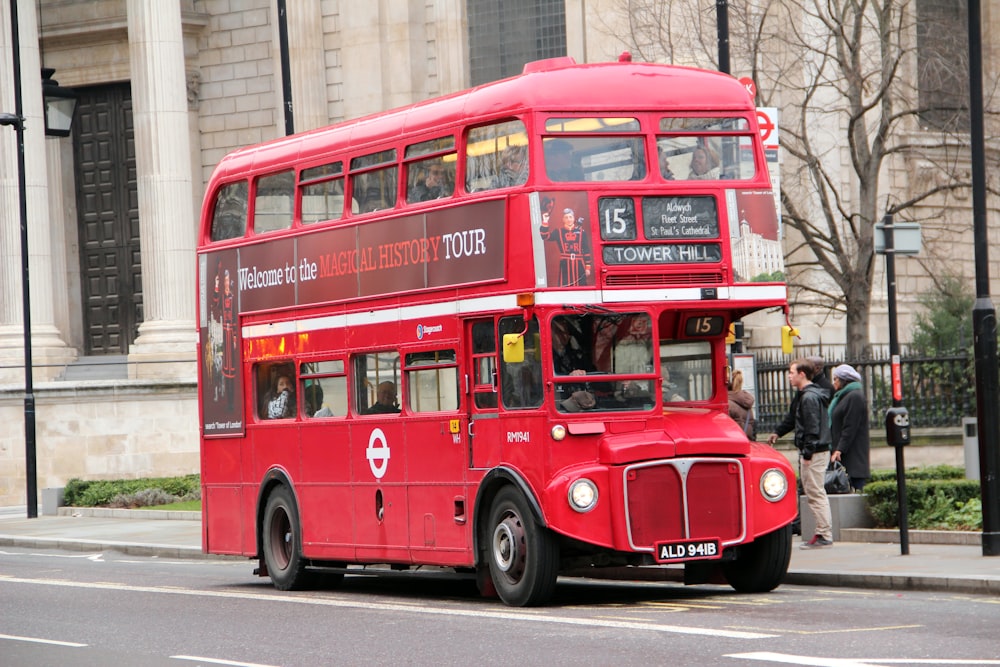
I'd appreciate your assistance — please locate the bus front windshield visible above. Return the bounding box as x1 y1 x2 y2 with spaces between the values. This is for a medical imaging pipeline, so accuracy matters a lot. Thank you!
550 312 716 412
552 312 656 412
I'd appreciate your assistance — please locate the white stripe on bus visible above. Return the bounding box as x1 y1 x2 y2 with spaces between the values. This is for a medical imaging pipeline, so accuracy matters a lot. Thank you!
240 285 785 338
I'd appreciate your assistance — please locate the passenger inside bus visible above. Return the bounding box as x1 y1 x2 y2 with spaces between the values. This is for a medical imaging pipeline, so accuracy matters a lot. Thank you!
365 380 401 414
544 139 583 181
264 373 296 419
551 318 592 376
409 160 453 202
495 145 528 188
303 382 333 417
687 144 721 179
658 145 675 180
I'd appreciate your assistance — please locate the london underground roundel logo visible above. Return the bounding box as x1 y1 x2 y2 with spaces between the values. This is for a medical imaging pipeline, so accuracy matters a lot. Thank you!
367 428 391 479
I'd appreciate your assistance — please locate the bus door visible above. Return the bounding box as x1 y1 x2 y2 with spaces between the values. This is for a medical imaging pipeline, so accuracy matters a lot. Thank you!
399 347 469 559
467 316 545 469
349 352 409 562
467 319 502 469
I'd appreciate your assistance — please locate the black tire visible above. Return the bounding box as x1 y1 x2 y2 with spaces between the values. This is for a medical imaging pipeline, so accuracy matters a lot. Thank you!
486 486 559 606
261 486 310 591
722 524 792 593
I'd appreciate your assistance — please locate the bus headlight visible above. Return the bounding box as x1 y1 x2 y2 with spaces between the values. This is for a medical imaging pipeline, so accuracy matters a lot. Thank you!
551 424 567 441
759 468 788 502
568 478 598 512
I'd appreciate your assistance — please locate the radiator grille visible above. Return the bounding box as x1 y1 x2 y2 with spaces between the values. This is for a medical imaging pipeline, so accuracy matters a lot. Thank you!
604 272 725 287
625 459 745 550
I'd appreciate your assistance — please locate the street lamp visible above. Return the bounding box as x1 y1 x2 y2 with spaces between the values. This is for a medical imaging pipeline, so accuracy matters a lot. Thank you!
41 67 77 137
2 0 76 518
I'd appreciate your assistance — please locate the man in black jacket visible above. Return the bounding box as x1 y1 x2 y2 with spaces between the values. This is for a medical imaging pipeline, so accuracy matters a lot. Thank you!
768 358 833 548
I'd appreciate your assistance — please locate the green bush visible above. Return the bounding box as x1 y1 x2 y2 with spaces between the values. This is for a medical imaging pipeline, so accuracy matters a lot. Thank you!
865 476 982 530
869 464 966 483
63 474 200 508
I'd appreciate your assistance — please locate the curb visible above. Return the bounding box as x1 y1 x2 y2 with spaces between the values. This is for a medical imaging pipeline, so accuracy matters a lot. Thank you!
56 507 200 521
841 528 982 546
0 534 213 560
783 571 1000 596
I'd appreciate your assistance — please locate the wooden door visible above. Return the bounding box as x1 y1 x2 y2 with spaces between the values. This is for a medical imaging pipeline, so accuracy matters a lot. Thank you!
73 84 142 354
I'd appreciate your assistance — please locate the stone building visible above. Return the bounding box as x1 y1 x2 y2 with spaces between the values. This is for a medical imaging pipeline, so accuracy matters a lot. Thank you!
0 0 996 505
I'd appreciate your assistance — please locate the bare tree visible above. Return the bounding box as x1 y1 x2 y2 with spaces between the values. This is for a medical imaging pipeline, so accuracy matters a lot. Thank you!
601 0 981 358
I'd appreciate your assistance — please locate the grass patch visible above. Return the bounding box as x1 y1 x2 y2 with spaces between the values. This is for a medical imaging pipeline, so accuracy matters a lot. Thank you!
142 500 201 512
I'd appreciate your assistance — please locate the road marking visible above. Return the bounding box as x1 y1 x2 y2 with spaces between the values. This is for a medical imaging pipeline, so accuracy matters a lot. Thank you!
728 653 1000 665
172 656 279 667
0 575 776 639
732 624 924 636
0 632 87 647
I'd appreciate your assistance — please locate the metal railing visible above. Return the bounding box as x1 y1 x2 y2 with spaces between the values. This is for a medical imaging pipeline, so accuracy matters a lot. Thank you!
754 351 974 433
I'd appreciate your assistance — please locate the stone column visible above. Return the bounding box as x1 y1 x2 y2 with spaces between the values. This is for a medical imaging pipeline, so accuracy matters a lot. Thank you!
280 0 328 133
0 0 75 383
126 0 197 378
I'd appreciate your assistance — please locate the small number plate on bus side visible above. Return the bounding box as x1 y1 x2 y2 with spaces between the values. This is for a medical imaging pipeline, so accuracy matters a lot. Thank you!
654 538 721 563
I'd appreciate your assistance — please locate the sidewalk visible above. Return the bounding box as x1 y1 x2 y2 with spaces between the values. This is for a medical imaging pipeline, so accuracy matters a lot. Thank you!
0 507 997 596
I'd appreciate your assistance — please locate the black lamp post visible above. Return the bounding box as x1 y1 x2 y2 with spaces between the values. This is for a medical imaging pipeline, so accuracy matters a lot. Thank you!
1 0 76 518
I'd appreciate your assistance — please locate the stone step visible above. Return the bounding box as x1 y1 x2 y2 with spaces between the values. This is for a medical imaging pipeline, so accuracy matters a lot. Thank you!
58 355 128 381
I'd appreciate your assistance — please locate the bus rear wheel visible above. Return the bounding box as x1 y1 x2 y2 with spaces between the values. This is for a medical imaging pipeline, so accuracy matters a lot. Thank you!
721 524 792 593
486 486 558 606
262 485 309 591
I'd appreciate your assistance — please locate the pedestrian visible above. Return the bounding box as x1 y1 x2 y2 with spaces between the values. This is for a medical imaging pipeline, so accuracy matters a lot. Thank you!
767 358 833 548
727 369 756 439
807 355 834 395
829 364 871 491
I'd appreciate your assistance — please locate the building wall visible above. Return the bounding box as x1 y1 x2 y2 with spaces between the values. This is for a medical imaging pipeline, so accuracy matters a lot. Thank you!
0 381 198 507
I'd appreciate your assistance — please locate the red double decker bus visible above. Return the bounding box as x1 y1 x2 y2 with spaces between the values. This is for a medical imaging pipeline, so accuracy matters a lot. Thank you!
197 56 795 606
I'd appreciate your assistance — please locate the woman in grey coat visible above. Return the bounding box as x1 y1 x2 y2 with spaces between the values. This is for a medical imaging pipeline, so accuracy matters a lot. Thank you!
828 364 871 491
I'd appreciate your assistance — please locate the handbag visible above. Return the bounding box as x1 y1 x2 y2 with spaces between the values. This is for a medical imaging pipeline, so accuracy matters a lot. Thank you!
824 460 851 494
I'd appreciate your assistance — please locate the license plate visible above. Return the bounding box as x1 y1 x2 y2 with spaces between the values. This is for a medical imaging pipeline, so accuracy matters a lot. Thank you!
654 538 721 563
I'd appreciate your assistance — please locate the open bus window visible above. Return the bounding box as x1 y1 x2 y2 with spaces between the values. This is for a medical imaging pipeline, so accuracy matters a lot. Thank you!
660 340 714 402
465 119 528 192
543 136 646 183
552 312 656 412
253 170 294 234
301 161 353 224
210 180 248 242
498 316 542 409
354 351 401 415
256 362 296 420
300 360 347 418
657 116 757 181
405 350 459 412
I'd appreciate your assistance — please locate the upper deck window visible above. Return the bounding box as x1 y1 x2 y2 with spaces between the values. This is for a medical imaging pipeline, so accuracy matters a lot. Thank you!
209 181 248 242
350 149 398 213
543 135 646 183
405 137 456 203
301 161 351 224
253 170 295 234
465 120 528 192
657 116 756 181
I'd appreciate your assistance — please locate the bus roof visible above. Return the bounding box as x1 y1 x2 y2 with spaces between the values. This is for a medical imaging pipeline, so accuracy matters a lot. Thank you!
210 58 754 179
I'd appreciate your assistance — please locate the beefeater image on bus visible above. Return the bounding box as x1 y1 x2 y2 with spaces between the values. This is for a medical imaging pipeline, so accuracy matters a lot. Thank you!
539 207 593 286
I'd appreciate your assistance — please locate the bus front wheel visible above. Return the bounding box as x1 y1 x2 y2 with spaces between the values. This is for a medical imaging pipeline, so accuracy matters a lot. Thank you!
262 485 309 591
486 486 558 606
721 524 792 593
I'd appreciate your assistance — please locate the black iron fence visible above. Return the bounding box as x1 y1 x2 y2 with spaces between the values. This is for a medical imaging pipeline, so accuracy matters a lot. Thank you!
754 351 974 434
